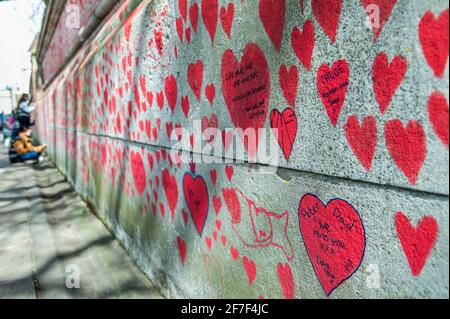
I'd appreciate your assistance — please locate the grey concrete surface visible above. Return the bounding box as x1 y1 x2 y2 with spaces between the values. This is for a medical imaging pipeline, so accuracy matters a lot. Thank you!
0 146 163 299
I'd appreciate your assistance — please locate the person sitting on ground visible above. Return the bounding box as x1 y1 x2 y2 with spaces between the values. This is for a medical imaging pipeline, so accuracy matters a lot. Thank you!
13 126 47 163
15 94 36 130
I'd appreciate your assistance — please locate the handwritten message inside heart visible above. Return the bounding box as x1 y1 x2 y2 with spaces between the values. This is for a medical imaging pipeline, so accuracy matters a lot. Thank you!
317 59 350 127
183 171 209 236
221 43 270 159
395 212 438 276
298 193 365 296
270 108 298 161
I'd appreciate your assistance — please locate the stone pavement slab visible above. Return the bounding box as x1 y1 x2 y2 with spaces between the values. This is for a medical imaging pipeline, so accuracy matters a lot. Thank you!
0 146 163 299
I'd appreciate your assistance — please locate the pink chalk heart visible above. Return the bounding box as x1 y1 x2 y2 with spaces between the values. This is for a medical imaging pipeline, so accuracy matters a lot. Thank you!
298 193 365 296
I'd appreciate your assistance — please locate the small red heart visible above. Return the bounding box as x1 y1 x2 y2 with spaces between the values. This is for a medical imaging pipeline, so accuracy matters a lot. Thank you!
210 168 218 187
213 196 222 215
230 246 239 261
291 20 315 71
418 9 449 78
384 119 426 185
164 75 178 113
182 208 189 226
157 91 165 110
395 212 438 276
205 83 216 106
259 0 286 51
279 65 299 108
242 256 257 285
185 27 191 44
221 235 227 247
205 236 213 250
215 219 222 231
277 263 295 299
372 52 407 114
176 236 187 266
201 0 219 45
189 3 199 32
179 0 187 22
428 91 449 148
225 166 234 182
220 3 234 39
176 17 184 42
311 0 343 44
187 60 204 101
344 115 378 172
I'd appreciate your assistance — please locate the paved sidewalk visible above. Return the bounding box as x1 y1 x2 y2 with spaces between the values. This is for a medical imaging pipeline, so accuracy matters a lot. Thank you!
0 145 163 299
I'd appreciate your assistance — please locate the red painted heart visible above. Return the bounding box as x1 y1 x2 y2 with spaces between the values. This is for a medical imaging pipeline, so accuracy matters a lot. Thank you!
418 9 449 78
298 193 365 296
360 0 397 42
395 212 438 276
183 172 209 236
312 0 343 44
189 3 199 32
201 0 219 45
291 20 315 71
177 236 187 266
130 151 147 196
181 96 190 118
277 263 295 299
279 65 299 108
242 256 257 285
164 75 178 113
372 52 407 114
188 60 204 101
259 0 286 51
270 108 298 161
220 3 234 39
201 113 219 143
221 43 270 159
162 169 179 221
205 83 216 106
179 0 187 22
344 115 378 172
317 59 350 127
384 119 426 185
428 91 449 148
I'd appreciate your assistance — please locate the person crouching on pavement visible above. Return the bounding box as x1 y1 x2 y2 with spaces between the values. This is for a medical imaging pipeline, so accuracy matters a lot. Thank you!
13 127 47 163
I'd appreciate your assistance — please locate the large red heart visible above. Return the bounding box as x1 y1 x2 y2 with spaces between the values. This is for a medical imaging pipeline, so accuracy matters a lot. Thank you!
428 91 449 148
384 119 426 185
298 193 365 296
344 115 378 172
221 43 270 159
277 263 295 299
270 108 298 161
130 151 147 196
162 169 179 221
259 0 286 51
360 0 397 42
418 9 449 78
164 75 178 113
372 52 407 114
201 0 218 45
220 3 234 39
183 172 209 236
395 212 438 276
188 60 204 101
311 0 343 44
291 20 315 71
317 59 350 127
279 65 299 108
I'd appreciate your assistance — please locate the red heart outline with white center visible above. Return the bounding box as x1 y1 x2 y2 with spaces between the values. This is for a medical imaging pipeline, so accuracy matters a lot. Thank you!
298 193 366 296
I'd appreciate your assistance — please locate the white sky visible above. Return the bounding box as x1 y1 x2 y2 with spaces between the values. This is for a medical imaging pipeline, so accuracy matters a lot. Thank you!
0 0 45 90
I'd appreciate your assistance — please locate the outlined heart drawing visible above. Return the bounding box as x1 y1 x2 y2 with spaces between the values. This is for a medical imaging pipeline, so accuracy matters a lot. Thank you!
298 193 366 296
